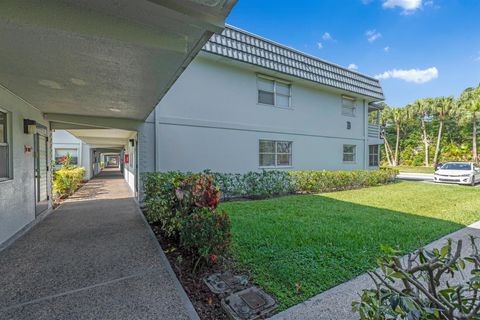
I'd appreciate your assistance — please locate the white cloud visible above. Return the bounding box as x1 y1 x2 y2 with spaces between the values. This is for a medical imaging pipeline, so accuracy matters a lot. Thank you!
384 46 390 52
322 32 333 41
374 67 438 83
475 52 480 62
424 0 434 7
317 42 323 49
348 64 359 70
382 0 422 11
383 0 434 14
365 30 382 43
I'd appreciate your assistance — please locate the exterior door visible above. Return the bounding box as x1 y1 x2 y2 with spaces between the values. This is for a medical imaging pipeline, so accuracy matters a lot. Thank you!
34 131 48 216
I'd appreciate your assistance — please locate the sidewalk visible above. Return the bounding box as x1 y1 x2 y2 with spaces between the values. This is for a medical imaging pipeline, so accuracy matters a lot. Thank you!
0 168 198 320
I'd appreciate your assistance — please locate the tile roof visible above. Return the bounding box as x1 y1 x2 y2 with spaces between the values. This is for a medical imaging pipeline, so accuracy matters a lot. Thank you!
202 25 384 100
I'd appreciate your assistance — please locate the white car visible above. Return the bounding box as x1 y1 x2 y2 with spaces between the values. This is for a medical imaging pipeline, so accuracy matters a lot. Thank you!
433 162 480 186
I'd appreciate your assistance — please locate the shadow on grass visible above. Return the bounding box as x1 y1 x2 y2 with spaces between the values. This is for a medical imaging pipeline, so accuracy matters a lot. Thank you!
221 193 467 310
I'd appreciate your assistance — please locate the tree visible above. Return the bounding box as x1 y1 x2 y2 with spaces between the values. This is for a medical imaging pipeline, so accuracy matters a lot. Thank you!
409 99 432 167
391 107 408 166
431 96 455 168
380 105 394 166
459 86 480 162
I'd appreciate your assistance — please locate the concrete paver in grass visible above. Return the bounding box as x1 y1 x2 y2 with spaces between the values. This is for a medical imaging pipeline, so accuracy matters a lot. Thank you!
270 221 480 320
0 168 198 320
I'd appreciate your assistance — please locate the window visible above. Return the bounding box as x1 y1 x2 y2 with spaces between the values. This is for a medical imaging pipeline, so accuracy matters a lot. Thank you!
369 145 379 167
0 111 9 179
343 144 356 163
257 76 291 108
259 140 292 167
55 148 79 165
342 96 356 117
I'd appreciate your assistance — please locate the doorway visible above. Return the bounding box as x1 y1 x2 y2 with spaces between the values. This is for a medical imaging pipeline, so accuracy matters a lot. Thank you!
34 128 49 216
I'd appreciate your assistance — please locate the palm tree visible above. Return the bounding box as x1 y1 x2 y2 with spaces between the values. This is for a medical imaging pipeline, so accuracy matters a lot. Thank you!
409 99 432 167
459 86 480 162
430 96 455 168
379 105 394 166
391 107 408 166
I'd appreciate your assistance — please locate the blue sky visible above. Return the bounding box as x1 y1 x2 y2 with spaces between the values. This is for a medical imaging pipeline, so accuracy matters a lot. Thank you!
226 0 480 107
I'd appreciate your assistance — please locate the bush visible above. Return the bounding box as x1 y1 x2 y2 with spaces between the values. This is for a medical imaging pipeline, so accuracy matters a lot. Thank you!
181 208 231 267
209 170 295 200
353 237 480 319
143 172 230 262
53 167 85 198
290 168 398 193
143 171 189 237
145 169 398 206
144 173 222 230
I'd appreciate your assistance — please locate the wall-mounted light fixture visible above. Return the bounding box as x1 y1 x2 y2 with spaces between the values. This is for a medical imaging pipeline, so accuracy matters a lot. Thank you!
23 119 37 134
129 139 135 147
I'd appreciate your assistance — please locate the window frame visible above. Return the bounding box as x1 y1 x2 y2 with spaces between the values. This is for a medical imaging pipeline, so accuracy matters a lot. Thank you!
257 75 292 108
369 144 380 167
259 139 293 168
343 144 357 163
0 108 11 182
341 96 356 117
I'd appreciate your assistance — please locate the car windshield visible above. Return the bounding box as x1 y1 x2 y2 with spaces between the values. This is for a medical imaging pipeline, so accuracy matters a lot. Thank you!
440 163 471 170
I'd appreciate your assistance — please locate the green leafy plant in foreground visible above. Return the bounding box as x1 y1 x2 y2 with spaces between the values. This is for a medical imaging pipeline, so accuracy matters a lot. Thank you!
181 207 231 271
353 237 480 319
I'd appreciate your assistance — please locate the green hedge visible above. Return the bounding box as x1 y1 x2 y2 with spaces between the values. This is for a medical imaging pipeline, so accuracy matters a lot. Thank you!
208 170 295 200
290 168 398 193
144 168 398 203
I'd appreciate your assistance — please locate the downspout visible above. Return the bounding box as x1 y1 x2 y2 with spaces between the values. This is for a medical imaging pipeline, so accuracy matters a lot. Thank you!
363 100 368 170
154 106 160 172
153 107 157 171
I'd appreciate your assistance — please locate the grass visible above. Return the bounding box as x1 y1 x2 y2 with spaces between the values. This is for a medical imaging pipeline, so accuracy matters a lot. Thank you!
220 181 480 310
391 165 435 174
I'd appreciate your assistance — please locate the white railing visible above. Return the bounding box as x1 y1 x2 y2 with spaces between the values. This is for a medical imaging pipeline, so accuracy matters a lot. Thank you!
368 124 380 138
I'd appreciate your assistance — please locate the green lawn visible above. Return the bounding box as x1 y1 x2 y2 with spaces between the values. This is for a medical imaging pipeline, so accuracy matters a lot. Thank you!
220 181 480 310
391 165 436 174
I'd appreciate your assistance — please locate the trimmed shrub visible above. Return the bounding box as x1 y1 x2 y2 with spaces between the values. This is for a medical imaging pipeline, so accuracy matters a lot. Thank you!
289 168 398 193
145 169 398 205
181 208 231 266
143 171 189 237
208 170 295 200
53 167 85 198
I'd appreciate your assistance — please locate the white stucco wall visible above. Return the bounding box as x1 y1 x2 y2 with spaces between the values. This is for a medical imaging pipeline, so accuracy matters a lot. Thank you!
149 55 376 173
0 87 52 246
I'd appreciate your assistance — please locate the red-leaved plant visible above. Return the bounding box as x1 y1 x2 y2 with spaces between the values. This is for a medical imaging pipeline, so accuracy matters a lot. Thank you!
192 175 221 209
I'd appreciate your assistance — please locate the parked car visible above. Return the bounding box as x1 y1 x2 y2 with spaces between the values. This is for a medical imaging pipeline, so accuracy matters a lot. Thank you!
433 162 480 186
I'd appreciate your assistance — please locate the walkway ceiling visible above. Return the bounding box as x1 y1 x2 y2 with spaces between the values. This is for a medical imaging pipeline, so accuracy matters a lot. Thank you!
0 0 237 121
67 129 135 149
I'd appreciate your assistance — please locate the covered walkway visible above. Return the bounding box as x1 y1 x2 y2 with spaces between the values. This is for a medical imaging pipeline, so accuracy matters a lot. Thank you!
0 168 197 320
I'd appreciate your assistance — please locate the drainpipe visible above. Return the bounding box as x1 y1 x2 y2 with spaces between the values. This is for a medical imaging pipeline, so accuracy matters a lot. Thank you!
364 100 368 170
154 106 160 172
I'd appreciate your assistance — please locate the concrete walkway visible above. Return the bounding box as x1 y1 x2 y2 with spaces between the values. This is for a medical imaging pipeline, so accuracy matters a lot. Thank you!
271 221 480 320
0 168 198 320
